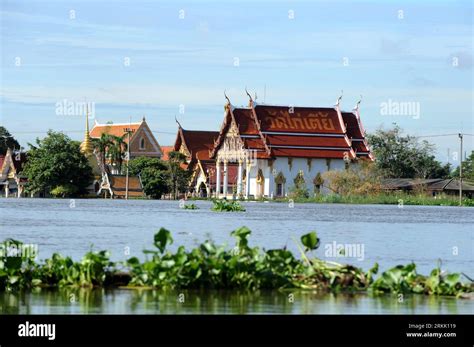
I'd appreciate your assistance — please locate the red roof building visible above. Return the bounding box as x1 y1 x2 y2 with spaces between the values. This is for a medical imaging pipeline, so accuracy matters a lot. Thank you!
171 125 219 197
209 94 373 199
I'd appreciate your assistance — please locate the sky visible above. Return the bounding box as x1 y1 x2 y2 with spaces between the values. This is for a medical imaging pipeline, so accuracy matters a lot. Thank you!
1 0 473 164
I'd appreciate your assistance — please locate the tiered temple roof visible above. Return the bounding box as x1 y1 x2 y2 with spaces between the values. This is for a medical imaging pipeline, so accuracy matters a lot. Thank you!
210 96 373 161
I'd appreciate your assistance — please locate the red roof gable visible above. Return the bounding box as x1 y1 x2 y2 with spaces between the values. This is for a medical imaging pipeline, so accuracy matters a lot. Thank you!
175 129 219 162
341 111 372 158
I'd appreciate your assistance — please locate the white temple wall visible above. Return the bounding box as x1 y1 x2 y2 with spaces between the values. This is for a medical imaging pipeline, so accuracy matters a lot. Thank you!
247 157 346 198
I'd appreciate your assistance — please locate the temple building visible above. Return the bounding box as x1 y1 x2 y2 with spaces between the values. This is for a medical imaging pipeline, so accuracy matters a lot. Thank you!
209 93 373 199
80 113 146 198
171 123 219 197
90 117 163 159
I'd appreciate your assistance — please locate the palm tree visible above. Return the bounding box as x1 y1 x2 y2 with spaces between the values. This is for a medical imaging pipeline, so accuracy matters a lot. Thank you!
92 134 113 170
108 134 128 174
167 151 188 199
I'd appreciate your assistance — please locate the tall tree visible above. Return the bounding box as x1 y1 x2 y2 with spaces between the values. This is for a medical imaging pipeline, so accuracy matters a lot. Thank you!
167 151 190 199
367 125 450 179
22 131 93 197
453 150 474 182
0 126 20 155
128 157 169 198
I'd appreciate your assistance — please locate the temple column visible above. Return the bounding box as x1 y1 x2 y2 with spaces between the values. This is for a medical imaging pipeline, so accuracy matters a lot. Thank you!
215 160 221 198
237 160 243 195
268 166 275 199
223 160 228 198
245 161 251 199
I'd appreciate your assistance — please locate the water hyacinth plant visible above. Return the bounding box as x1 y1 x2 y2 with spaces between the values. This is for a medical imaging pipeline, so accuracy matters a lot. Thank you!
212 199 246 212
0 230 472 297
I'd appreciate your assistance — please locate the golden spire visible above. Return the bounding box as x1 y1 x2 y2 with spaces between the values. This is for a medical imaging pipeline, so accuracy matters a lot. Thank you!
80 105 94 156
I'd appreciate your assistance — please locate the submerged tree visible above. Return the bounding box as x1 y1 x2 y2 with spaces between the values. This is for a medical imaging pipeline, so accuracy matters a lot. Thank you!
166 151 191 199
128 157 169 199
323 159 381 196
452 151 474 182
0 126 20 155
22 131 93 197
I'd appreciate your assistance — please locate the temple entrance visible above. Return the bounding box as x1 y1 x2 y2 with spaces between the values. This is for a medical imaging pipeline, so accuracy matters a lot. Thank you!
274 171 286 197
198 182 207 198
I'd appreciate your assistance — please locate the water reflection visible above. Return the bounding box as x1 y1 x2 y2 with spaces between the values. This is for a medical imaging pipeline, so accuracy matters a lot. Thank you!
1 288 471 314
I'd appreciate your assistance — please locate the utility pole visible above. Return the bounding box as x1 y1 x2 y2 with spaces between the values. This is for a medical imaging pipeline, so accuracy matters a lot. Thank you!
125 117 131 200
458 133 463 206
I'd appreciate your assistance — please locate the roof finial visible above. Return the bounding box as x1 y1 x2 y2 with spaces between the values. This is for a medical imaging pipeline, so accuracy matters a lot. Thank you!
335 90 343 107
353 95 362 111
142 115 146 122
224 90 231 105
245 87 253 102
175 115 182 129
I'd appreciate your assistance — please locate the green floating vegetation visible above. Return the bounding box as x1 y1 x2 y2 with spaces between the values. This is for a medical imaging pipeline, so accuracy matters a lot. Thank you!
183 203 199 210
0 229 472 297
211 199 246 212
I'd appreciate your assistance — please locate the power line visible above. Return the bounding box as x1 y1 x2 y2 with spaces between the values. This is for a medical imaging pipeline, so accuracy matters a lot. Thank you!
6 130 177 135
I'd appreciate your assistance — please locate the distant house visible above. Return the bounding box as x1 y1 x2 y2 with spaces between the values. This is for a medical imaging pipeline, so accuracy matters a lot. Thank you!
382 178 474 198
0 148 27 198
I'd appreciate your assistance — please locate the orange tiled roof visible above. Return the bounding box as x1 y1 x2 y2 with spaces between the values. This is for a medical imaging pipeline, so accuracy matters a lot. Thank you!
160 146 174 161
90 122 141 143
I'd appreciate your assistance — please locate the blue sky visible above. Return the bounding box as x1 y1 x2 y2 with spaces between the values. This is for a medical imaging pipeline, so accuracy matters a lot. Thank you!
1 0 472 163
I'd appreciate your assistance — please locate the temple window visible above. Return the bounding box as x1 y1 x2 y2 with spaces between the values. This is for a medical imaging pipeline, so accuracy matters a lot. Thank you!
274 171 286 197
276 183 283 196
